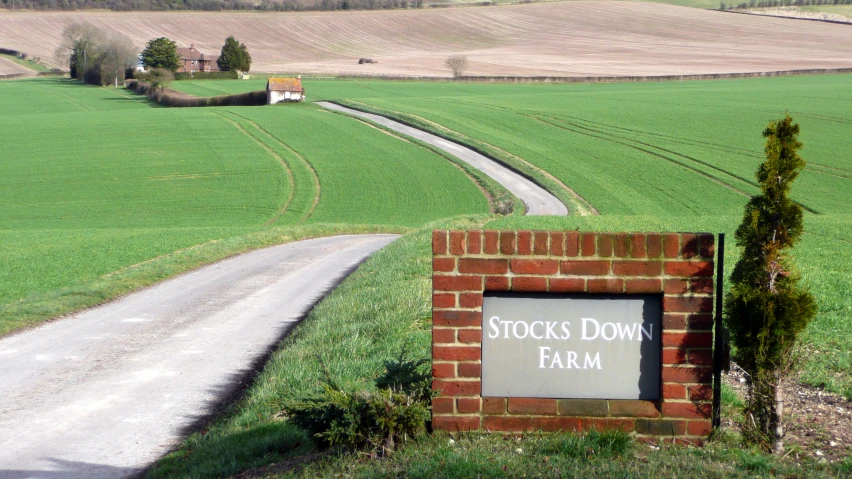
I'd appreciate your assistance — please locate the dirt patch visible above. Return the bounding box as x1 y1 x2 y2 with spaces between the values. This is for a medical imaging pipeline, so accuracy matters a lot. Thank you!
3 3 852 77
0 56 33 76
725 364 852 463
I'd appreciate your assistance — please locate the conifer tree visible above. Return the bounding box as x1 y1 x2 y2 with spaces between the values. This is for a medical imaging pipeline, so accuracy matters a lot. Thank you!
725 113 817 454
141 37 180 72
217 36 252 72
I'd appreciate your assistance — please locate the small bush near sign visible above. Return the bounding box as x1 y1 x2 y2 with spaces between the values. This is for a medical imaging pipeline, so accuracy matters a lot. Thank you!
432 230 715 444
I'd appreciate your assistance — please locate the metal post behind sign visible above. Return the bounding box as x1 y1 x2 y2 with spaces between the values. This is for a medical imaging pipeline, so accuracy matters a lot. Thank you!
712 233 730 429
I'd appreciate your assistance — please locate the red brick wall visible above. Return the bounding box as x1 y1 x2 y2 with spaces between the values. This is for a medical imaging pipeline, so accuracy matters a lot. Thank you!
431 230 715 443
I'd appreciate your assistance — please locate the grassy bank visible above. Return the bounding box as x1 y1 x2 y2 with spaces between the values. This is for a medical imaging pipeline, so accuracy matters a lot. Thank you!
147 216 489 478
277 431 851 478
0 53 52 73
147 218 852 478
0 223 407 337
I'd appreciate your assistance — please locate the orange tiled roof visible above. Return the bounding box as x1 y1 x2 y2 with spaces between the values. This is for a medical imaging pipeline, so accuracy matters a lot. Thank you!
267 78 303 92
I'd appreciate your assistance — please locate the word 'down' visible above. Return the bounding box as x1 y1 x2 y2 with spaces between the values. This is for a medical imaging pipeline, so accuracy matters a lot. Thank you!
487 317 653 342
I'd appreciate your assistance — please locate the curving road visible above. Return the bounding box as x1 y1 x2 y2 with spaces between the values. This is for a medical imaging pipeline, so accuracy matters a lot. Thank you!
0 100 569 479
317 102 568 216
0 234 398 479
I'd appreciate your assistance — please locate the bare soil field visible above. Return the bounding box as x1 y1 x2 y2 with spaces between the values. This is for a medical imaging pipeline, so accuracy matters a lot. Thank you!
0 56 33 76
1 2 851 76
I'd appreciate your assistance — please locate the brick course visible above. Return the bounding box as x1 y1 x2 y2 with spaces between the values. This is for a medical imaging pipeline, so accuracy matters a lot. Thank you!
432 230 716 442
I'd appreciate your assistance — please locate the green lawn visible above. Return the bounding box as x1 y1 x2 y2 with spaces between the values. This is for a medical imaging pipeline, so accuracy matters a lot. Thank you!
0 79 490 335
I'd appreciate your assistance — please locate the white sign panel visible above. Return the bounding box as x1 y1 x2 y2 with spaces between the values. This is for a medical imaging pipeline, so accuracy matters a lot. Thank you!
481 293 661 400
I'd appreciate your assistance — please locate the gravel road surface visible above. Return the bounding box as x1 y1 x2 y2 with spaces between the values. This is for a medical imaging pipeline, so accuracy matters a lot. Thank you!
317 102 568 216
0 234 398 479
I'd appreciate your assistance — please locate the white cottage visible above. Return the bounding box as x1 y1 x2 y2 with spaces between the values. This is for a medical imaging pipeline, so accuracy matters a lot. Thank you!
267 77 305 104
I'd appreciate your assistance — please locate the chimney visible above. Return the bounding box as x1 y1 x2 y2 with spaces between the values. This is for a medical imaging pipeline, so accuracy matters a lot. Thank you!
190 43 194 51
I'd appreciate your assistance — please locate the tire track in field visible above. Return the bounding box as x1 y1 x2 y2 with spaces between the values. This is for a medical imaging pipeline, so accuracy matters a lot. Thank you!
547 112 852 183
806 162 852 179
319 101 569 216
210 112 297 225
805 165 852 181
348 115 500 214
439 95 761 191
223 111 322 224
532 114 823 214
331 100 593 215
433 96 766 203
547 113 763 159
537 114 760 191
797 112 852 127
102 87 142 101
36 86 96 112
437 97 765 160
528 114 755 198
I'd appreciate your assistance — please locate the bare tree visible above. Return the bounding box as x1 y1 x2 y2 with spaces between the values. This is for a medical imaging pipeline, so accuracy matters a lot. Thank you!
147 68 174 92
55 22 105 80
445 55 468 79
100 33 138 87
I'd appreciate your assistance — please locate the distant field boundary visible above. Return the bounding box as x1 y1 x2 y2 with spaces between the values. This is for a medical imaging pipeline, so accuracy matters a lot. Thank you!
127 79 266 107
1 72 70 81
336 67 852 83
723 9 852 26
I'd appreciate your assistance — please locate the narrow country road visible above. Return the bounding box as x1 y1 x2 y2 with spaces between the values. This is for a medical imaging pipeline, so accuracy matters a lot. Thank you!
317 102 569 216
0 234 398 479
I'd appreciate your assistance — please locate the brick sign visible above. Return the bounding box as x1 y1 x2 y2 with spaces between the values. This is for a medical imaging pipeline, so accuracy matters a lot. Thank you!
431 230 715 443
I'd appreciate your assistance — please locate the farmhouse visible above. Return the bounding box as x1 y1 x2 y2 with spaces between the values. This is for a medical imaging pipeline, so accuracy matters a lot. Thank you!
267 77 305 104
176 44 219 73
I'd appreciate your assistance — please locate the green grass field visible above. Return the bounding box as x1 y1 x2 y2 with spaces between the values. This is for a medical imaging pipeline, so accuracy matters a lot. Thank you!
162 74 852 477
312 75 851 215
0 78 490 335
175 75 852 215
309 74 852 396
7 74 852 477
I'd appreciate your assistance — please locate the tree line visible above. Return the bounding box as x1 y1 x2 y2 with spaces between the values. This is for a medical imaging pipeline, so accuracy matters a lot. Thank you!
721 0 852 9
56 23 137 86
0 0 425 11
57 23 252 87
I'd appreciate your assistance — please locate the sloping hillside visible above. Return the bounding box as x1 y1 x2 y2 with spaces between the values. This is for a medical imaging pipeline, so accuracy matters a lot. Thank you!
0 55 34 75
1 2 851 76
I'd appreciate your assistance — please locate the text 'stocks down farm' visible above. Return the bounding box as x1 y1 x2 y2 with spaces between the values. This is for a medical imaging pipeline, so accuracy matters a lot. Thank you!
1 2 851 478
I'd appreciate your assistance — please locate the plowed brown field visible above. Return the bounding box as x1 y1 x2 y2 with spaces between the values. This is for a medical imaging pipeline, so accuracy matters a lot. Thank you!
0 56 32 75
1 2 851 76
